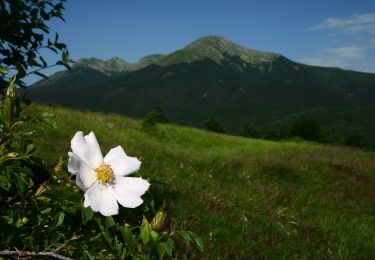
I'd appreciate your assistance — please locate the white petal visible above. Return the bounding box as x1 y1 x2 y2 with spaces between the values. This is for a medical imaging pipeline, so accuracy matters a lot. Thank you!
75 174 86 191
114 177 150 208
78 161 97 189
68 152 92 190
71 131 94 168
84 132 104 168
71 131 103 168
68 152 80 174
84 183 119 216
104 146 141 176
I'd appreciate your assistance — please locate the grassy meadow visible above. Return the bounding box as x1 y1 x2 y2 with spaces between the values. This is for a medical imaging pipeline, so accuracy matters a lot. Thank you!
28 104 375 259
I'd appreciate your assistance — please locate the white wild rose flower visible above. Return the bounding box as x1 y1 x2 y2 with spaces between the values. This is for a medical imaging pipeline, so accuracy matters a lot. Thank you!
68 131 150 216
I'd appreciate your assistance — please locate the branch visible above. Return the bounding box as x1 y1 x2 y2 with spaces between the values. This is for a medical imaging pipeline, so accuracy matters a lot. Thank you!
0 234 81 259
54 234 82 253
26 63 59 75
0 250 73 260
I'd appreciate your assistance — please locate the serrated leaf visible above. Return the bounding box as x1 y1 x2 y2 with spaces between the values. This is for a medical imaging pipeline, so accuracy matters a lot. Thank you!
175 231 190 247
157 241 173 260
186 231 204 252
141 216 152 245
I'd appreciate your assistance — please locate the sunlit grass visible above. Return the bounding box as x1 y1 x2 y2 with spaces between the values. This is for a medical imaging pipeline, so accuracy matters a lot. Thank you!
28 104 375 258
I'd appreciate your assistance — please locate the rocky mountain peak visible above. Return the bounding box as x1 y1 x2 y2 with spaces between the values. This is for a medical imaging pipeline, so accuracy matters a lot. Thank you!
75 57 130 75
183 35 280 65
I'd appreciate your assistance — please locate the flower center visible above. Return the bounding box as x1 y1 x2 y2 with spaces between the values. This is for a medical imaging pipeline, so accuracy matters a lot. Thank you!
95 164 114 183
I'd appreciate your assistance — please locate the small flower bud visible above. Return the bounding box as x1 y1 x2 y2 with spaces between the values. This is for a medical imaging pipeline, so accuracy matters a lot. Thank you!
151 211 167 231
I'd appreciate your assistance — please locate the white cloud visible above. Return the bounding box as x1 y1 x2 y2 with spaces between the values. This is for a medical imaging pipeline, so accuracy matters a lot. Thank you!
308 12 375 34
326 46 366 60
299 44 375 73
304 13 375 72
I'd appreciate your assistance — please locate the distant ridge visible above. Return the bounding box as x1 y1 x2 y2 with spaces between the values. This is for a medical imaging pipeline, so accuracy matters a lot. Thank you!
54 35 282 76
28 35 375 146
76 57 131 75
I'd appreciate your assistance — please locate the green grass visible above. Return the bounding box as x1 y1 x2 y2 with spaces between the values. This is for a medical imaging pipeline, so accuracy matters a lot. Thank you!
28 104 375 259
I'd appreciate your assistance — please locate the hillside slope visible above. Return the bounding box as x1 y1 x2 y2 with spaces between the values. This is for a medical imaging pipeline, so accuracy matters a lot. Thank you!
30 104 375 259
28 35 375 145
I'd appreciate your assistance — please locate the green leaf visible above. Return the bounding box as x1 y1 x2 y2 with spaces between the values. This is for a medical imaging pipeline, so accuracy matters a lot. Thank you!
38 112 57 128
0 66 9 74
15 217 29 228
83 250 95 260
54 42 66 49
140 216 152 245
0 174 11 191
41 208 52 214
119 226 137 254
33 71 48 79
186 231 204 252
175 230 204 252
54 32 59 43
48 46 58 54
95 218 113 245
151 230 159 241
105 216 115 228
63 63 71 71
55 212 65 227
175 231 190 246
62 49 69 62
39 56 48 67
26 144 35 154
82 206 93 224
157 241 174 260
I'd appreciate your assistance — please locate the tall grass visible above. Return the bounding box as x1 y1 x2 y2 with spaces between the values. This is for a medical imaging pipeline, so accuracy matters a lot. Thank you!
28 104 375 258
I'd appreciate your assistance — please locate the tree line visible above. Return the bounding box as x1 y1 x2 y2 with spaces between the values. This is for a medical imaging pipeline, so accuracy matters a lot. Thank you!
143 108 370 149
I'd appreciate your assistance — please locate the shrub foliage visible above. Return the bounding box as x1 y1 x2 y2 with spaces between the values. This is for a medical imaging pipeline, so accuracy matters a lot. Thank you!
0 1 203 258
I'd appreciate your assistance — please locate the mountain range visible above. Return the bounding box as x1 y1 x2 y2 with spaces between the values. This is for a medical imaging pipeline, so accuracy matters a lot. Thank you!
27 35 375 146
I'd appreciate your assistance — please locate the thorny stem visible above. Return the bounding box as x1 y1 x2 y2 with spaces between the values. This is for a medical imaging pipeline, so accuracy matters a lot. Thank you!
0 234 81 260
53 234 82 253
0 250 73 260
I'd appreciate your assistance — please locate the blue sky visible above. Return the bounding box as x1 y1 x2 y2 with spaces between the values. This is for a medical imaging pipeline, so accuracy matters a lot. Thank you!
29 0 375 83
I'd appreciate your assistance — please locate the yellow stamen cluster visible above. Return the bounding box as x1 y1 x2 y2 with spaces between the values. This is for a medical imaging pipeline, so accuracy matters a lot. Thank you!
95 164 114 183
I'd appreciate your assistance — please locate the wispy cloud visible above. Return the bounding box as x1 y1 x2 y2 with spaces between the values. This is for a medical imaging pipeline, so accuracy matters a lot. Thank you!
325 46 366 60
303 13 375 73
308 12 375 34
299 44 375 73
